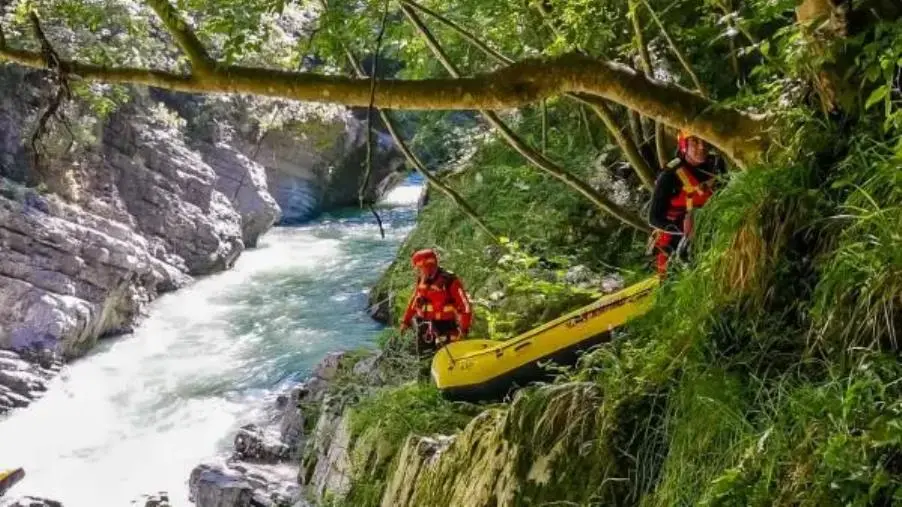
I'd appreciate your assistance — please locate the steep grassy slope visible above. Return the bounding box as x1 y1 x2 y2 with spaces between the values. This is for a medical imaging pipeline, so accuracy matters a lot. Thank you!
322 5 902 506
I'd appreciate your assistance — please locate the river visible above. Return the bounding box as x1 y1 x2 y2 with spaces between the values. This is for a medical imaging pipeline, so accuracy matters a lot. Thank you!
0 177 422 507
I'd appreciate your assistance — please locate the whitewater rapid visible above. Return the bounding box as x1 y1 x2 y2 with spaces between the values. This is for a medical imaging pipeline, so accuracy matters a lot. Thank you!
0 179 421 506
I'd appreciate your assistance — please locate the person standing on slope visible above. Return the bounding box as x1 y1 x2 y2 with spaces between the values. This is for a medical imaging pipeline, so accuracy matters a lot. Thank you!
399 249 473 355
648 131 725 278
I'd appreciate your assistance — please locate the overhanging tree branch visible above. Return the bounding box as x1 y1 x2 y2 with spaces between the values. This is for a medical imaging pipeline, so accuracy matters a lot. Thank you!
399 2 650 232
400 0 656 188
145 0 215 74
575 94 656 188
0 17 766 166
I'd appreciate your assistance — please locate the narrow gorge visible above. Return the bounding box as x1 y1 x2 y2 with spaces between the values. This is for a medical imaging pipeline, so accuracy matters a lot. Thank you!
0 57 409 505
2 0 902 506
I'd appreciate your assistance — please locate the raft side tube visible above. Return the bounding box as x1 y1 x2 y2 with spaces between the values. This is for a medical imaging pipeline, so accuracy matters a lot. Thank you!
436 329 614 402
431 277 659 401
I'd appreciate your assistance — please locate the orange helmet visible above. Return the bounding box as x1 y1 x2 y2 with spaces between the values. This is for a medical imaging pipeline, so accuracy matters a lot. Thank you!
411 248 438 269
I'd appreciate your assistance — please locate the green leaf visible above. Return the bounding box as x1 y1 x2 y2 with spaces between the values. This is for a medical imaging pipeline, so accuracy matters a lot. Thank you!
865 86 889 110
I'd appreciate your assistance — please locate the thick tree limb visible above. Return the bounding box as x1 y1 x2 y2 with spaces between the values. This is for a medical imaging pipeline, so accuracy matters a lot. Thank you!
400 3 650 232
344 50 500 242
0 26 766 166
145 0 215 74
400 0 656 187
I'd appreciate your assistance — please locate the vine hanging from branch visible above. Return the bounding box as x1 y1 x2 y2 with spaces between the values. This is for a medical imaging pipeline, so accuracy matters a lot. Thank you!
361 0 391 239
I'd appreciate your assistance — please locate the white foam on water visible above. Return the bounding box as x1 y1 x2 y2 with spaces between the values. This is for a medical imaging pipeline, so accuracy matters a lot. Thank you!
0 179 421 506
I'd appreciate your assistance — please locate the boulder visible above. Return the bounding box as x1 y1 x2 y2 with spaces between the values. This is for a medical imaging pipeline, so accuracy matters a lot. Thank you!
189 461 300 507
189 463 254 507
0 350 59 414
6 497 63 507
233 424 291 463
197 142 281 247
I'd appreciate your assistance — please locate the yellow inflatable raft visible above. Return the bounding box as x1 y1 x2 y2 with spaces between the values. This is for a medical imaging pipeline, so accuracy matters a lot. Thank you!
431 276 659 401
0 467 25 497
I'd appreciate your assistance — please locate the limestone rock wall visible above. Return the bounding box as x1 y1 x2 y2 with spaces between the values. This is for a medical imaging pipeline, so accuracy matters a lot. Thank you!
0 67 402 412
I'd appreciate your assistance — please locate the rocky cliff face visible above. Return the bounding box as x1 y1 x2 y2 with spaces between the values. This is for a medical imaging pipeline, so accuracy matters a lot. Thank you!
0 67 403 413
150 90 406 225
377 383 609 507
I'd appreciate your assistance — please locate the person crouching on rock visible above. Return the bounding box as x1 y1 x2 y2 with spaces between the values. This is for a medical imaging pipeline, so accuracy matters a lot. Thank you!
399 248 472 355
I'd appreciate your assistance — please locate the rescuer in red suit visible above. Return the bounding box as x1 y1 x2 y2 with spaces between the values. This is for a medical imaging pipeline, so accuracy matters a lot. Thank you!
399 249 473 354
648 132 725 277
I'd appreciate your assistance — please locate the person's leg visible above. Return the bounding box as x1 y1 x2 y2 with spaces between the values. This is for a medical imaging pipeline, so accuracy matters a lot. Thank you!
414 320 437 356
654 232 677 277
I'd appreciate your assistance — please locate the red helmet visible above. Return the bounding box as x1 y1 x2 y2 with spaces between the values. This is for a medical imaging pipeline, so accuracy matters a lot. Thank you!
411 248 438 268
677 130 704 155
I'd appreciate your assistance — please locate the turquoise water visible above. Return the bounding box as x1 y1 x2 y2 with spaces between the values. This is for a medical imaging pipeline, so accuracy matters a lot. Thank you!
0 179 421 507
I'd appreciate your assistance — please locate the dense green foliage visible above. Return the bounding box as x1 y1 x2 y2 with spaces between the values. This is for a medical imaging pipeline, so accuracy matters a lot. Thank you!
373 100 649 339
4 0 902 505
346 1 902 506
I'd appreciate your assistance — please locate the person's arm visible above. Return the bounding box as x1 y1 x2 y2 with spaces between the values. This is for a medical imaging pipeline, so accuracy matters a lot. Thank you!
399 282 419 331
648 171 682 233
449 278 473 336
